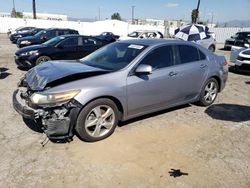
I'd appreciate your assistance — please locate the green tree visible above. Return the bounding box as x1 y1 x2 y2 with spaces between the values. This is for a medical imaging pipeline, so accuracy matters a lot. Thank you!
16 11 23 18
111 13 121 20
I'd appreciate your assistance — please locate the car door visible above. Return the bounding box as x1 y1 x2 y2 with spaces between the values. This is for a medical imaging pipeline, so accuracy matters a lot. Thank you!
172 45 209 101
126 45 182 116
42 30 57 42
53 37 79 60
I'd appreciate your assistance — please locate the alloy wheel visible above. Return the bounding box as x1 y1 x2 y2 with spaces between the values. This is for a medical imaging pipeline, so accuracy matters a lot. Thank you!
85 105 115 138
204 81 218 104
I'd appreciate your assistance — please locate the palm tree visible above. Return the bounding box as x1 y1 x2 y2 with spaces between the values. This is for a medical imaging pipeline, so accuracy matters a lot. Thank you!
32 0 36 19
192 0 201 24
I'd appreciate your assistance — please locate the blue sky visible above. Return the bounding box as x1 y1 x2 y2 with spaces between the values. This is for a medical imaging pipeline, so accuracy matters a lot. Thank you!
1 0 250 22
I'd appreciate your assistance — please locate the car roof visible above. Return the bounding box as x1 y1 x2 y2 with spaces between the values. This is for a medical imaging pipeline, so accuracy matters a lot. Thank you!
237 31 250 34
45 28 76 31
118 38 191 46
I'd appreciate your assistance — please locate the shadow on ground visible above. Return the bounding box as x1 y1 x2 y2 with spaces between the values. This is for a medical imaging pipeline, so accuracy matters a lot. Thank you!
0 67 11 79
245 81 250 84
119 104 191 127
229 66 250 76
218 47 229 51
205 103 250 122
23 117 43 133
168 169 189 178
23 118 74 144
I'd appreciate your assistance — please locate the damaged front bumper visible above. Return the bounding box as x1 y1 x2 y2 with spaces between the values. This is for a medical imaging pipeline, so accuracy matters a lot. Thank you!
13 89 82 140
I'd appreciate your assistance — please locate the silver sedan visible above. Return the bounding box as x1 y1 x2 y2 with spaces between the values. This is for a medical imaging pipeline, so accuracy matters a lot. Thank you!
13 39 228 142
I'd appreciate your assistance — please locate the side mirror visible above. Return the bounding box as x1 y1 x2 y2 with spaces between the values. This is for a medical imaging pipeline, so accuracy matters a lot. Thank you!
135 64 152 75
230 36 233 39
244 43 250 48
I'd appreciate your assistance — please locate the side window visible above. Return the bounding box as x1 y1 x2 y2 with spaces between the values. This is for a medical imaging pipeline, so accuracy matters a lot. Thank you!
139 46 174 70
83 38 102 46
57 30 65 36
45 31 56 39
64 30 71 35
61 37 78 47
178 45 200 64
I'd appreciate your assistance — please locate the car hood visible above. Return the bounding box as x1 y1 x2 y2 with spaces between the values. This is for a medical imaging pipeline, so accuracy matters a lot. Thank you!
25 60 109 91
226 38 235 42
16 44 48 55
18 36 40 43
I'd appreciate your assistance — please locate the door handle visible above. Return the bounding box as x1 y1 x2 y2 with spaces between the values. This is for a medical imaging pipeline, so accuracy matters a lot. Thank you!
200 64 207 68
169 71 178 77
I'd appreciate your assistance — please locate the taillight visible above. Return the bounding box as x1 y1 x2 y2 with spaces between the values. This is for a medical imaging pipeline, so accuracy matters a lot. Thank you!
223 61 228 66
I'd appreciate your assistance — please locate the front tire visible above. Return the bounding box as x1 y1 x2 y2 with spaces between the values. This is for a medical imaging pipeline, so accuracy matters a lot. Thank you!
35 56 51 66
75 99 119 142
197 78 219 106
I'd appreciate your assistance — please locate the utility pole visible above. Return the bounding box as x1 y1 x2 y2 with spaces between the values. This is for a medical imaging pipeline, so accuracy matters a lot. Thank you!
211 12 214 27
32 0 37 19
11 0 16 17
98 7 101 21
13 0 15 9
131 6 135 24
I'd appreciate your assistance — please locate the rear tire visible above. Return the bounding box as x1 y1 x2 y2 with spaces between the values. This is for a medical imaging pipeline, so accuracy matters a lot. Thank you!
35 56 51 66
75 98 119 142
208 45 215 52
197 78 219 106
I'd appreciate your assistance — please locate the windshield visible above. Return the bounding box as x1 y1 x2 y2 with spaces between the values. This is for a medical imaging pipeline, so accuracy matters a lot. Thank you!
232 33 239 39
80 42 147 71
128 32 141 38
34 30 46 38
31 29 42 35
43 36 65 46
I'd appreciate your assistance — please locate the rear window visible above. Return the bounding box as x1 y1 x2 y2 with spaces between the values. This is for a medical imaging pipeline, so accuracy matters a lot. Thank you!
178 45 200 64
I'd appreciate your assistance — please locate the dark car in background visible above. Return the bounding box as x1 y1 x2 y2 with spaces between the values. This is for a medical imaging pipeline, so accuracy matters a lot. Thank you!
10 28 44 44
15 35 110 68
224 31 250 50
95 32 120 42
7 26 36 36
16 28 79 48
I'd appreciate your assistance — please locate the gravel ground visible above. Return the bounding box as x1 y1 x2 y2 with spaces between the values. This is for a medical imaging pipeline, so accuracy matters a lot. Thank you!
0 34 249 188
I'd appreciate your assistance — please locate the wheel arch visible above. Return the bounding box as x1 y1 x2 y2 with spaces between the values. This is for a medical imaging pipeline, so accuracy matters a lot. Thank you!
80 95 125 120
209 75 221 92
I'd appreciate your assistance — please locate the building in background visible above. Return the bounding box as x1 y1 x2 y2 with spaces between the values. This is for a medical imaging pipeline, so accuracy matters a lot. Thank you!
22 12 67 21
128 18 187 28
0 12 11 18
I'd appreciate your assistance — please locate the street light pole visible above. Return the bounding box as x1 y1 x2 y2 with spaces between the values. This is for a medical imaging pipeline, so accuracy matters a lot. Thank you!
131 6 135 24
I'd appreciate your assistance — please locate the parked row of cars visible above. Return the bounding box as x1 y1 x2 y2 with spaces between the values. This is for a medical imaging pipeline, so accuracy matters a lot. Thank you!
9 27 121 69
224 31 250 71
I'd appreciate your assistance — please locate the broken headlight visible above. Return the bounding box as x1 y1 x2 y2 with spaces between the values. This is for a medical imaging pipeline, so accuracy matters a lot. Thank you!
30 90 80 105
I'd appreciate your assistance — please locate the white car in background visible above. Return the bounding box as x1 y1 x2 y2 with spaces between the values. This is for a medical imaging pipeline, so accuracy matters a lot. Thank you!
230 44 250 71
119 30 164 41
195 32 216 52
